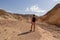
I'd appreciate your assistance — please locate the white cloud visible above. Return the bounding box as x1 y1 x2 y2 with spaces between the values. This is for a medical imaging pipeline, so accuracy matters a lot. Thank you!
25 5 46 13
53 0 59 1
25 8 29 12
53 0 60 3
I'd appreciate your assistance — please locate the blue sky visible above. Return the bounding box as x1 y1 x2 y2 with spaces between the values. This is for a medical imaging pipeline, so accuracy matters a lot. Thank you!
0 0 60 16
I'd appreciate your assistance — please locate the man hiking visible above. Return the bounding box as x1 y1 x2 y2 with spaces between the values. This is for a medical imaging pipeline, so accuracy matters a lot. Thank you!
30 14 36 32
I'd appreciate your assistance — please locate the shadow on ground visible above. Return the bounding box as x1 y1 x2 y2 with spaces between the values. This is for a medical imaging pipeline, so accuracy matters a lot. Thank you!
18 31 32 36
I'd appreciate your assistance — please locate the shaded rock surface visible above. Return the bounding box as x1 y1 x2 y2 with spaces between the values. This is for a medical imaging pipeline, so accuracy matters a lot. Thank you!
40 3 60 26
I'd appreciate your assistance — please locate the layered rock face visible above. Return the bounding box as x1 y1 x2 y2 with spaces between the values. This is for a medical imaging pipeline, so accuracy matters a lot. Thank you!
40 4 60 26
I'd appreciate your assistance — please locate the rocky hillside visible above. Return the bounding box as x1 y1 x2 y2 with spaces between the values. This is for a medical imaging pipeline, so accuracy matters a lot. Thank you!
0 9 37 21
40 3 60 26
0 9 15 20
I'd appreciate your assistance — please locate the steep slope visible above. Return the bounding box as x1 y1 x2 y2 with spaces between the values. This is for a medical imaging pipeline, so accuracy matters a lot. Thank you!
40 3 60 26
0 9 15 20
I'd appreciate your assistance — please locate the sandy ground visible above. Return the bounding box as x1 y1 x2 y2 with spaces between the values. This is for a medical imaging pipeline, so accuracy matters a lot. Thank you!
0 19 60 40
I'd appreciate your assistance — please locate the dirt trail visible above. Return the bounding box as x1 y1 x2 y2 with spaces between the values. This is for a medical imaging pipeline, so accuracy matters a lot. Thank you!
0 19 59 40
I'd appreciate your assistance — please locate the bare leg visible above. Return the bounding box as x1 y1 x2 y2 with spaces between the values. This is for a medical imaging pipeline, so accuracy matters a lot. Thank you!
33 23 35 32
31 24 32 31
30 22 35 32
30 23 33 32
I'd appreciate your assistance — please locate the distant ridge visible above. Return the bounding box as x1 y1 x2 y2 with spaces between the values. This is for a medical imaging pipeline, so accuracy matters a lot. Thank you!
0 9 38 21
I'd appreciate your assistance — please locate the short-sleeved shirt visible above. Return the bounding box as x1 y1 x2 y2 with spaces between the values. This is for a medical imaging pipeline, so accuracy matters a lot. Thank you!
32 17 36 22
